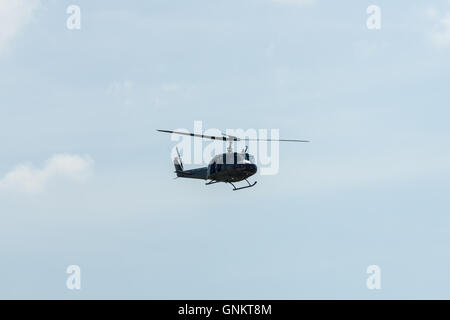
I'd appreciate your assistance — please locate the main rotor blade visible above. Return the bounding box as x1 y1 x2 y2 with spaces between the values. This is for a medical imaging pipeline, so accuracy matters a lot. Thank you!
246 138 309 142
157 130 309 142
157 129 238 141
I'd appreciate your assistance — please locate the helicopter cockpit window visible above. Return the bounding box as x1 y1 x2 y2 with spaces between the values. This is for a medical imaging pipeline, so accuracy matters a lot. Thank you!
235 153 245 164
244 153 255 163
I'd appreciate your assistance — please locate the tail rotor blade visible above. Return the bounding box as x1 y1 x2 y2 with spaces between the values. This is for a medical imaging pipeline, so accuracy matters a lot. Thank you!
175 146 184 171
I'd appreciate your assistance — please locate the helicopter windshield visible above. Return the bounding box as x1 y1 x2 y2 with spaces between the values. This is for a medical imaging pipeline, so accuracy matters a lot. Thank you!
244 153 255 163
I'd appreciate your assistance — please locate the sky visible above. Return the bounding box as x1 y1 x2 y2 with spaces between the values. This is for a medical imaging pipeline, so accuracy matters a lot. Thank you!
1 0 450 299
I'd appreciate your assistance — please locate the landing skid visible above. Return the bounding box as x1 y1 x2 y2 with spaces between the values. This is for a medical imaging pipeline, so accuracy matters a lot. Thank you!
229 179 257 191
205 179 257 190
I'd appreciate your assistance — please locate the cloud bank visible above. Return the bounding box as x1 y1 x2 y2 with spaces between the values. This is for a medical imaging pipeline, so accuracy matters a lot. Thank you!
0 154 94 193
430 12 450 47
0 0 39 52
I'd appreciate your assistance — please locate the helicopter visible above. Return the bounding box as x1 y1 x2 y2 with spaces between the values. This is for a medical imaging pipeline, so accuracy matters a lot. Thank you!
157 129 309 191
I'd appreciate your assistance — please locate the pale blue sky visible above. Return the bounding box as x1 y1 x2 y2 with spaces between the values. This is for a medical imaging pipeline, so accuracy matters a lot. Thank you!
1 0 450 299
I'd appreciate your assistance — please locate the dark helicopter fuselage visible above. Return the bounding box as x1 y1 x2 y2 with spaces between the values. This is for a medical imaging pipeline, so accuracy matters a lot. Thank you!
174 152 257 183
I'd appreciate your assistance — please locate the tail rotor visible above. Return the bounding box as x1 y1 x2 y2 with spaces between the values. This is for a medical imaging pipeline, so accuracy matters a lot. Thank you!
173 147 184 174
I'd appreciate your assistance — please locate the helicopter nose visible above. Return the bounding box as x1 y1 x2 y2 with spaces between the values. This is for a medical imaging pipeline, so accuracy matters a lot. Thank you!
246 163 257 174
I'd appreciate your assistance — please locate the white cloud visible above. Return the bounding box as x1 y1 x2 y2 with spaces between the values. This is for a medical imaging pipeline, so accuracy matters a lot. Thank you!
107 80 133 95
107 80 134 106
425 6 439 19
0 0 39 53
272 0 315 6
430 12 450 47
426 5 450 48
0 154 94 193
